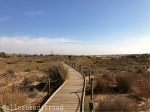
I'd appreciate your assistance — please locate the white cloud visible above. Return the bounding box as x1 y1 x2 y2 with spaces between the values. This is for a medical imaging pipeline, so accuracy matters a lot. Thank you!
25 11 45 16
0 36 80 54
0 17 10 22
0 36 149 55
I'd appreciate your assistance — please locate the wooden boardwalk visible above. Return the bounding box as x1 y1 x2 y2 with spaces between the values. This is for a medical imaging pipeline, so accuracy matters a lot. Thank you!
39 63 85 112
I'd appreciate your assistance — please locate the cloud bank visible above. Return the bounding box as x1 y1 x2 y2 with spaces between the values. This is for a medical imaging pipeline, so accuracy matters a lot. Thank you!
0 36 149 55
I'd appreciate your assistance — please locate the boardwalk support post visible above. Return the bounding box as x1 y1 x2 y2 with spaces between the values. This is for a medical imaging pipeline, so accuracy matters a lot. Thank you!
89 71 91 83
91 78 93 101
48 79 50 95
89 78 95 112
89 102 95 112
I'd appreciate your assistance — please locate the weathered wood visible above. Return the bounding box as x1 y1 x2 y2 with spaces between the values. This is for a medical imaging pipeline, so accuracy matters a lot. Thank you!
89 101 95 112
91 78 93 102
89 71 91 83
39 63 85 112
90 78 95 112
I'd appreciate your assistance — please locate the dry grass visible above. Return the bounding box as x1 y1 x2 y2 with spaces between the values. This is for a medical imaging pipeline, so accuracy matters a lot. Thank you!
97 96 137 111
95 75 110 93
95 73 115 93
73 54 150 111
0 88 29 107
0 55 67 111
132 73 150 98
0 56 67 72
46 62 68 82
115 73 133 93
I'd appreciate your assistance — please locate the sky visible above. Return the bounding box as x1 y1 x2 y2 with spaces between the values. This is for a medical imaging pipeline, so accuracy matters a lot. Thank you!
0 0 150 55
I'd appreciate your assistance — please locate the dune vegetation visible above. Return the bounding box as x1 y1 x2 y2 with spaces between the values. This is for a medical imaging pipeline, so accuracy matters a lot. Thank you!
69 54 150 111
0 53 68 112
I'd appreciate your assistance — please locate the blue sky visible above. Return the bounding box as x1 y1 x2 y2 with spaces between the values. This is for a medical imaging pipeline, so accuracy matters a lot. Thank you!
0 0 150 55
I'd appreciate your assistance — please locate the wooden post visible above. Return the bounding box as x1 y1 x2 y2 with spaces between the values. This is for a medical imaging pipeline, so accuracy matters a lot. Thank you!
69 60 70 66
91 78 94 101
89 71 91 84
48 79 50 95
89 102 95 112
89 78 95 112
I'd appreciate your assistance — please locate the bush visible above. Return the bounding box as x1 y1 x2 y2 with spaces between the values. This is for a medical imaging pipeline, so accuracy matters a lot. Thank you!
6 61 16 64
37 60 45 63
24 68 31 72
23 76 37 86
95 75 111 93
97 96 137 111
132 73 150 98
47 62 68 82
115 73 132 93
6 68 15 75
0 89 28 107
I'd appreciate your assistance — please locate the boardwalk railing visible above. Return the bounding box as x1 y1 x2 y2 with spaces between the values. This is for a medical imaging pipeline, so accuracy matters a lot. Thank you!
80 70 86 112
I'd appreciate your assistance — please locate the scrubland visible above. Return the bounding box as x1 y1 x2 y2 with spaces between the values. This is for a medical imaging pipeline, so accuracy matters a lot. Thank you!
72 54 150 111
1 52 150 112
0 53 68 112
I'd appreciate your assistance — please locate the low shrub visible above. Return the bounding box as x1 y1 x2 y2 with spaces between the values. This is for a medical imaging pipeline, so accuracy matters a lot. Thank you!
6 68 15 75
0 89 28 108
47 62 68 82
132 73 150 98
115 73 132 93
37 60 45 63
6 61 16 64
95 75 111 93
24 68 31 72
97 96 137 111
23 76 37 86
